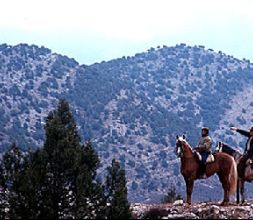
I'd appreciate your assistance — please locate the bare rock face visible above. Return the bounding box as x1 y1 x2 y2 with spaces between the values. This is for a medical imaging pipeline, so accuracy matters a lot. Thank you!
131 201 253 219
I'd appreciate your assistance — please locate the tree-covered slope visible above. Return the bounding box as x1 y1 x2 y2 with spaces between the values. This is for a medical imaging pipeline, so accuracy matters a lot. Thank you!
1 43 253 203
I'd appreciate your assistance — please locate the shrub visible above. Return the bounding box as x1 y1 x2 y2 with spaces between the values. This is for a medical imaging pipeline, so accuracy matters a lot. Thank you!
161 184 182 203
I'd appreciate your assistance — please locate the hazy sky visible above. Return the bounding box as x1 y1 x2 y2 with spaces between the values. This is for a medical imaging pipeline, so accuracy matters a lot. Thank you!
1 0 253 64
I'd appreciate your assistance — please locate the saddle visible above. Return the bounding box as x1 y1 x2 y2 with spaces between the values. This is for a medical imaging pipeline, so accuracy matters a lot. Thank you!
195 152 215 163
238 154 253 178
241 152 253 168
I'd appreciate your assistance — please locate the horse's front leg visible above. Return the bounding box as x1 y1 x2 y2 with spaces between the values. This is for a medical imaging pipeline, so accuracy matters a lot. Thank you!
184 177 194 205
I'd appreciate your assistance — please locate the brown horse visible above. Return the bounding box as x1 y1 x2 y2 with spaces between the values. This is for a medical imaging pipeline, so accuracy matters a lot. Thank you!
176 135 237 205
216 141 253 204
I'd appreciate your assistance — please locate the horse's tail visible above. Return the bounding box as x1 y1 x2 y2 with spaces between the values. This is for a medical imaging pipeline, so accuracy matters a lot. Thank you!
229 157 238 195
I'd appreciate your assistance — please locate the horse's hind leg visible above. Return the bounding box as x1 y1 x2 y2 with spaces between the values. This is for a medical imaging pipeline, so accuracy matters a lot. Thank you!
221 191 229 206
236 179 240 204
184 177 194 205
240 179 245 204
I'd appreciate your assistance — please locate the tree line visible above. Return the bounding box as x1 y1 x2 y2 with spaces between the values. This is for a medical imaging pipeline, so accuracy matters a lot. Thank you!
0 99 132 219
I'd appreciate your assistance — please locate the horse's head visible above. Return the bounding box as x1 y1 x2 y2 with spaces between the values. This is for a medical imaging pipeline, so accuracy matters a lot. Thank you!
175 135 192 157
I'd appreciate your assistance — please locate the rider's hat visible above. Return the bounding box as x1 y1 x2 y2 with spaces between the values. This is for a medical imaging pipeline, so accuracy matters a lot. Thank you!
202 127 209 134
202 127 209 131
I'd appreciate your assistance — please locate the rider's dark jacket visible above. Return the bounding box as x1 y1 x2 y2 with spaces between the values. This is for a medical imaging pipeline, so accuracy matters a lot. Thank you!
236 129 253 158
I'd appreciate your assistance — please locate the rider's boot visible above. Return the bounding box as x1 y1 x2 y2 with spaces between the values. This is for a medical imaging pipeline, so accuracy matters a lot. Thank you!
199 162 207 179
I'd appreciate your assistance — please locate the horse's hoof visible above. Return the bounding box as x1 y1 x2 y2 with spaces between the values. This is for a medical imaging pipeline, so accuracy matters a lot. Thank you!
185 202 191 207
220 201 229 206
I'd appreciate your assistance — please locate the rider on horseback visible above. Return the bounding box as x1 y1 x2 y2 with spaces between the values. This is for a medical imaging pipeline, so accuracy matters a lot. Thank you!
194 127 213 178
230 126 253 164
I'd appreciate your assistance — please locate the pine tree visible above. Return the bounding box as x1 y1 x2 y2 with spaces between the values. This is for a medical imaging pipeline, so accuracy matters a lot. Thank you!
39 99 105 219
9 148 47 219
74 141 107 219
105 159 132 219
7 99 105 219
41 99 81 219
0 143 26 219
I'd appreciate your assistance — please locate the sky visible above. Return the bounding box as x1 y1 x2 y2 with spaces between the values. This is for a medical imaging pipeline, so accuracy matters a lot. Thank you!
0 0 253 65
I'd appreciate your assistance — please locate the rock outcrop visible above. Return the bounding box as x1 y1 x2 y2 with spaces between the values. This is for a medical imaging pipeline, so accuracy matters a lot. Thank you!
131 201 253 219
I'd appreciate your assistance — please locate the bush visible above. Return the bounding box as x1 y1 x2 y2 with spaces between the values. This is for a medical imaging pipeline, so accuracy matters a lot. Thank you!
161 184 182 203
143 208 168 219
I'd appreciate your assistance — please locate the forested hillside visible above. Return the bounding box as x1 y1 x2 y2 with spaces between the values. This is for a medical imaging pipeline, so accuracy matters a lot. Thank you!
1 43 253 202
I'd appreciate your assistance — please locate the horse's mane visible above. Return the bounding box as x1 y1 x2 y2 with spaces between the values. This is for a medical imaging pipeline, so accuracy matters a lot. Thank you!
178 136 192 150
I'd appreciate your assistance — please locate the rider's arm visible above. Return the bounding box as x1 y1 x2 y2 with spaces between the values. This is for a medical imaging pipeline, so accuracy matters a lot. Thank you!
236 129 250 138
230 127 250 137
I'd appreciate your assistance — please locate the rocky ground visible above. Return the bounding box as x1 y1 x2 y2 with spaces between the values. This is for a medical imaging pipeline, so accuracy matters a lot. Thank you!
131 200 253 219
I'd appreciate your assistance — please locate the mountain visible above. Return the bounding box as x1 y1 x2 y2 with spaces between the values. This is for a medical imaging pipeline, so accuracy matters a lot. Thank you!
1 43 253 203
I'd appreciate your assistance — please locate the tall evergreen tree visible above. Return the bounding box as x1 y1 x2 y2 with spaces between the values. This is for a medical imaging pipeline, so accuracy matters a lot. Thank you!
0 143 26 219
9 148 48 219
41 99 81 219
7 99 105 219
40 99 105 219
105 159 132 219
74 141 106 219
